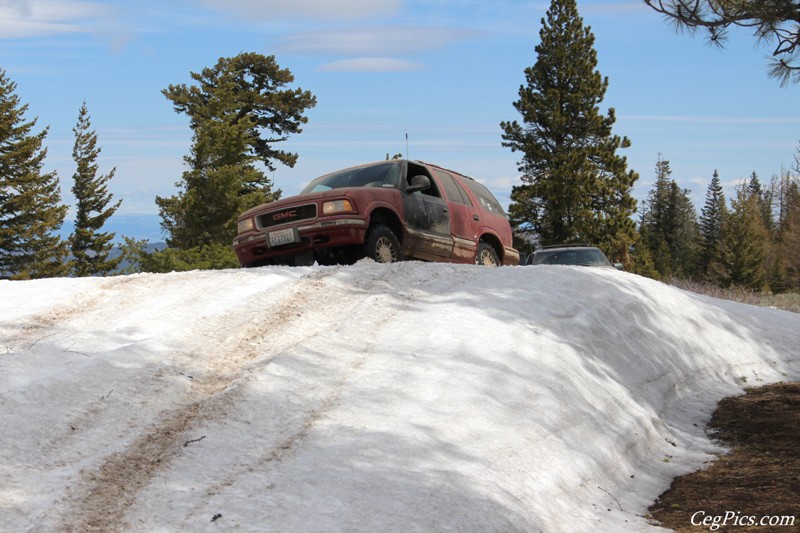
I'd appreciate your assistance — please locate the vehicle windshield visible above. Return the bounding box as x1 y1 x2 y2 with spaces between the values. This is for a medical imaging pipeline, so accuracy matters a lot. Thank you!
532 248 611 267
301 162 402 193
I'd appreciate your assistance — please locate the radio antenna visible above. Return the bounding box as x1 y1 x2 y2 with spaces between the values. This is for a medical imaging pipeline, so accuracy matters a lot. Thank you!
405 108 410 160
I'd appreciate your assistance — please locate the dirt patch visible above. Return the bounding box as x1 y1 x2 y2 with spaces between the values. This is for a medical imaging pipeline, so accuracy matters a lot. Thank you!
649 382 800 532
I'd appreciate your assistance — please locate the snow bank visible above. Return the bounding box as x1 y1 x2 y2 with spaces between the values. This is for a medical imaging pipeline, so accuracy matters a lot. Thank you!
1 263 798 532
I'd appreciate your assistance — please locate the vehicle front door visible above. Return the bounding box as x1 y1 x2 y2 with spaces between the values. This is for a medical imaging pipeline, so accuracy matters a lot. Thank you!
402 164 453 259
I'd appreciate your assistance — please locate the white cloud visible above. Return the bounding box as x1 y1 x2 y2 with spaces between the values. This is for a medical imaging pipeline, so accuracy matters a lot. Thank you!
581 1 650 16
318 57 423 72
197 0 401 20
278 25 479 56
0 18 82 37
0 0 120 39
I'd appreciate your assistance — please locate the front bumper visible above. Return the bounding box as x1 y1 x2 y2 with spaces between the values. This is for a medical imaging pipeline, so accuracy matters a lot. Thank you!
233 218 369 266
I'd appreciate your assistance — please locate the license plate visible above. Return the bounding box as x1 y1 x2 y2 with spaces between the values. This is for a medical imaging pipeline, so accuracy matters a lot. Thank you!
268 227 298 247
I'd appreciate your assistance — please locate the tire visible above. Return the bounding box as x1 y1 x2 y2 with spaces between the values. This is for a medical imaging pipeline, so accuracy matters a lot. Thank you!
365 224 403 263
475 241 500 266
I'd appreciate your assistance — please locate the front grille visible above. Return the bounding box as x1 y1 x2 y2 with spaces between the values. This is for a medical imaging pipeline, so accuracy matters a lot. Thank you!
257 203 317 229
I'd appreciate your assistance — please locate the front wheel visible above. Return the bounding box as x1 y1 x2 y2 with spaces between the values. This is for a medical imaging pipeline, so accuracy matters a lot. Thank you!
475 241 500 266
365 224 403 263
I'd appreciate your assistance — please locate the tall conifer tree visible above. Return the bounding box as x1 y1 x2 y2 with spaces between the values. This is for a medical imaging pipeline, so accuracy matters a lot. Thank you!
778 170 800 290
70 101 121 276
500 0 638 263
698 170 727 277
709 183 768 291
159 53 316 250
639 158 674 275
747 171 775 231
639 158 699 278
0 69 68 279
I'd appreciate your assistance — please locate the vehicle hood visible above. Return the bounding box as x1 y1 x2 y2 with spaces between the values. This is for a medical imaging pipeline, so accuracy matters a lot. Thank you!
238 187 395 219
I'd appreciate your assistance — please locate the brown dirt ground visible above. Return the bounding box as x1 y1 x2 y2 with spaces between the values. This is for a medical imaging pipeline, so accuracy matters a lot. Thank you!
648 382 800 532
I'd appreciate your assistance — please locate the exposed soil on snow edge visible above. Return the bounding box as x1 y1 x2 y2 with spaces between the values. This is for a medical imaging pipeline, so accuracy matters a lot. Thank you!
649 381 800 532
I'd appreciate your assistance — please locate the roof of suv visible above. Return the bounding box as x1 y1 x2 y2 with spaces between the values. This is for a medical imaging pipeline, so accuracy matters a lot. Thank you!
526 245 613 267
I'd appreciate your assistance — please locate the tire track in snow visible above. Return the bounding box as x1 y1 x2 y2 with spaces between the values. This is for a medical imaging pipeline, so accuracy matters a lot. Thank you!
41 263 481 532
1 275 140 354
151 262 484 528
6 271 280 519
53 265 384 533
178 289 405 522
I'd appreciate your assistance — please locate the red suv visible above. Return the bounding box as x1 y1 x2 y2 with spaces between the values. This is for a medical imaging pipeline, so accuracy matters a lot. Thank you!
233 160 520 267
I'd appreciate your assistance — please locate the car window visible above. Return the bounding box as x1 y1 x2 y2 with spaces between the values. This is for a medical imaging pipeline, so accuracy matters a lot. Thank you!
461 178 506 215
434 170 472 206
407 163 443 198
302 162 402 193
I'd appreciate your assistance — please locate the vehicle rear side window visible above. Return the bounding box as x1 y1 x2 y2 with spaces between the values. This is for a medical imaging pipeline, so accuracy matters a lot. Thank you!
434 170 472 206
462 178 506 215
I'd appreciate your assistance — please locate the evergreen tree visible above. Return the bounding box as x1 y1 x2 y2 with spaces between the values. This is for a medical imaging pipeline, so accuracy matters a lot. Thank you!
629 235 661 280
70 101 121 276
158 53 316 250
778 171 800 290
709 183 768 291
698 170 727 278
747 171 775 231
639 158 673 275
780 145 800 228
666 180 701 277
746 171 784 291
0 69 68 279
639 158 699 278
500 0 638 263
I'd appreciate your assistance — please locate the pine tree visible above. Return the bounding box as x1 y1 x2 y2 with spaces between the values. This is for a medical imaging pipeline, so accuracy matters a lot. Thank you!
0 69 68 279
158 53 316 251
747 171 775 231
778 171 800 290
70 101 122 276
639 158 699 278
698 170 727 278
709 183 768 291
667 181 701 277
639 158 672 278
639 157 674 276
746 171 785 291
500 0 638 263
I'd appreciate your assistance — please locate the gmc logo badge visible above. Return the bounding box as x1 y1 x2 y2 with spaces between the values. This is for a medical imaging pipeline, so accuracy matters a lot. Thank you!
273 210 297 221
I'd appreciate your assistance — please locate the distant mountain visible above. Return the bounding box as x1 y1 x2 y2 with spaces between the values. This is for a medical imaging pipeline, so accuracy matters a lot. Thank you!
60 214 164 243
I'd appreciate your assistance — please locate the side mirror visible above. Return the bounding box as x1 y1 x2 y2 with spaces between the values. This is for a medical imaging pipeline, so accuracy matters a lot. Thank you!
406 175 430 194
613 263 624 270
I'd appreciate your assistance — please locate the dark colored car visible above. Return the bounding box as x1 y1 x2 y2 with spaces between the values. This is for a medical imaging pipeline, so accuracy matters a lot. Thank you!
233 160 520 267
525 245 622 269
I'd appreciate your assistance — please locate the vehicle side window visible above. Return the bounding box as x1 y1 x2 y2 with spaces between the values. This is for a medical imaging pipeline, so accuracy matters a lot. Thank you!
434 170 472 206
407 164 442 198
462 178 506 215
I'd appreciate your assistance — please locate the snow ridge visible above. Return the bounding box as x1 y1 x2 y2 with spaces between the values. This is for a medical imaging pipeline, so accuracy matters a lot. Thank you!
1 263 798 532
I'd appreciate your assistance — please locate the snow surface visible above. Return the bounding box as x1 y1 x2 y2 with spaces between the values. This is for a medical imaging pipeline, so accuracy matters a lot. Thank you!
1 262 798 533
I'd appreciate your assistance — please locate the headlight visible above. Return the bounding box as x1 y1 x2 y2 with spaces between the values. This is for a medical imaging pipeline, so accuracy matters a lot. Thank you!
237 218 255 234
322 199 355 215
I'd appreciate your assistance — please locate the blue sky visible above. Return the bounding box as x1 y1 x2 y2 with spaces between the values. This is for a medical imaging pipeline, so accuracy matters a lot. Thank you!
2 0 799 241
